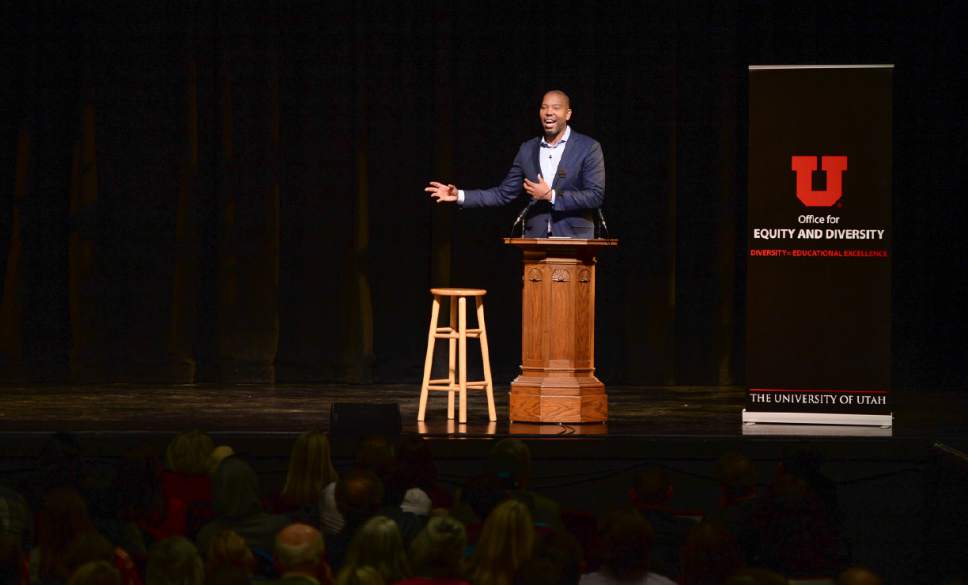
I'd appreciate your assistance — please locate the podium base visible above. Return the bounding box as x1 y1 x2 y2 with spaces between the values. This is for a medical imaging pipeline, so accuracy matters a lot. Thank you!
509 376 608 423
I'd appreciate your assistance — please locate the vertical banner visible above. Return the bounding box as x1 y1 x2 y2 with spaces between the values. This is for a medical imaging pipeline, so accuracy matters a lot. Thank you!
745 65 893 426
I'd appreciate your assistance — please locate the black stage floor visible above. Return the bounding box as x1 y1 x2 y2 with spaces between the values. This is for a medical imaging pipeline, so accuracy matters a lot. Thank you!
0 383 965 455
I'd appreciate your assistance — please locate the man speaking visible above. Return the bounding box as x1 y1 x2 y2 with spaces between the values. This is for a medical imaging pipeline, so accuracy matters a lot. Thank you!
425 90 605 238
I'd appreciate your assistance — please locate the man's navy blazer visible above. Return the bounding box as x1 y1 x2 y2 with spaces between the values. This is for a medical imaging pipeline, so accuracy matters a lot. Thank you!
461 130 605 238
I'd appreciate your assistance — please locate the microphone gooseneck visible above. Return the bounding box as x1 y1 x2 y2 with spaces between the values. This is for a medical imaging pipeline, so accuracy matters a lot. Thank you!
596 208 610 239
511 199 538 237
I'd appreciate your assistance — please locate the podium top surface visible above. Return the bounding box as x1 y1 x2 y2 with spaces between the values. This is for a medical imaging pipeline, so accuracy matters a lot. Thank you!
502 237 619 249
430 287 486 297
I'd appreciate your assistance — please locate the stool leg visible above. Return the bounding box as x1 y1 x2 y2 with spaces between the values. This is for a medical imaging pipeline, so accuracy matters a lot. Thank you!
458 296 468 424
418 296 441 422
476 297 497 422
447 298 457 420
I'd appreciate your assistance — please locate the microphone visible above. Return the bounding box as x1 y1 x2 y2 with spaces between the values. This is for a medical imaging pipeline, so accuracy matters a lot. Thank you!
511 199 538 236
596 208 610 239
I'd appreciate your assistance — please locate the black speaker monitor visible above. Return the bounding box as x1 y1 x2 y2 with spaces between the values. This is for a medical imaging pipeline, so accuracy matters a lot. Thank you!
329 402 402 437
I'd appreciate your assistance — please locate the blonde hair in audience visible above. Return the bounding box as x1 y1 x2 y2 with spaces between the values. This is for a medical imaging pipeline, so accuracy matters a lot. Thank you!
282 431 339 506
336 516 409 585
337 566 384 585
165 431 215 475
409 514 467 577
208 445 235 476
68 561 121 585
467 499 534 585
205 529 254 574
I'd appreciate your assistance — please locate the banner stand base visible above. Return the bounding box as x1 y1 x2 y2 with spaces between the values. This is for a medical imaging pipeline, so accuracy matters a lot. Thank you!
742 409 893 428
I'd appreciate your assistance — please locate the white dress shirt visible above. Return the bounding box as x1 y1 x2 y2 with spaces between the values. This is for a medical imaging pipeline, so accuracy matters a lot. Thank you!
456 126 570 205
539 125 571 205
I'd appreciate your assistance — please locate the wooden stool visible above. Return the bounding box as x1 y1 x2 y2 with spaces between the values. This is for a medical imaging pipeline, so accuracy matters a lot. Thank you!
418 288 496 424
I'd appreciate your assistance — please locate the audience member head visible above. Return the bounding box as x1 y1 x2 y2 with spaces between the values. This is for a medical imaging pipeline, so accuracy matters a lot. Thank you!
527 528 583 585
679 521 744 585
631 466 674 509
165 431 215 475
146 537 203 585
0 487 29 548
400 488 432 517
274 524 326 579
388 435 438 495
67 561 120 585
716 451 757 503
779 445 823 480
597 508 654 581
204 530 255 576
776 445 840 528
282 432 338 507
512 557 560 585
36 486 96 580
726 567 788 585
468 499 535 585
208 446 235 477
336 566 383 585
354 436 395 480
753 473 835 576
77 462 122 541
62 532 114 579
0 534 25 585
460 473 508 522
487 439 532 489
205 565 250 585
408 514 466 579
335 469 384 523
211 457 261 519
38 432 83 479
115 454 166 524
836 567 884 585
337 516 409 585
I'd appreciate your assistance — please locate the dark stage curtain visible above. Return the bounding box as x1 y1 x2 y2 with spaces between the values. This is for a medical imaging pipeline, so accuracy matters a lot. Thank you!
2 2 965 388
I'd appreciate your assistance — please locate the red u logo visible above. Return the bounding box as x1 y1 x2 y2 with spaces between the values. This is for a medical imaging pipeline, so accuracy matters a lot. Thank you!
791 155 848 207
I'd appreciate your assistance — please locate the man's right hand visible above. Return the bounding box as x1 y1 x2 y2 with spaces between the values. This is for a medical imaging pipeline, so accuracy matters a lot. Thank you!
425 181 458 204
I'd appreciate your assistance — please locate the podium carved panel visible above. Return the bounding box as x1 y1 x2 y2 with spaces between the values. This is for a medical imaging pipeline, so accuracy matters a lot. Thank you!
503 238 617 423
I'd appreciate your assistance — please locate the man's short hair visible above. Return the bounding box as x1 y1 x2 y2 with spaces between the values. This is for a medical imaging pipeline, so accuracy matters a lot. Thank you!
544 89 571 109
487 439 532 487
274 527 324 572
335 469 384 517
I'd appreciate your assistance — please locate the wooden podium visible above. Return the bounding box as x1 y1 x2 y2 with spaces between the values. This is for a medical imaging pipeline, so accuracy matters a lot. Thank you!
503 238 618 423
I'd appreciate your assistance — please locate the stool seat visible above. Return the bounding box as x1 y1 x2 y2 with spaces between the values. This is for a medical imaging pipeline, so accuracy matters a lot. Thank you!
430 287 487 297
419 288 496 424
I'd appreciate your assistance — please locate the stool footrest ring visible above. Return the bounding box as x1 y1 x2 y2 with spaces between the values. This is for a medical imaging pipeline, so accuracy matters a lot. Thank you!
419 288 497 424
427 381 489 391
433 328 483 338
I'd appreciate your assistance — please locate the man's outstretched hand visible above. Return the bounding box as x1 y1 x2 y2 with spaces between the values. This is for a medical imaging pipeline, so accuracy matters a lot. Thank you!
426 181 458 204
